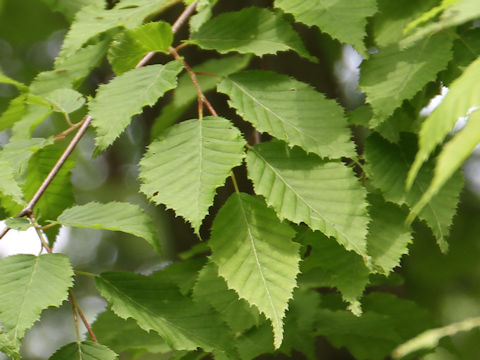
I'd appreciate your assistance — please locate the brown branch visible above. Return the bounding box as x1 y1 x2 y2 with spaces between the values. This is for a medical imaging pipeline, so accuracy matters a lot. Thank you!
69 290 98 343
172 1 198 33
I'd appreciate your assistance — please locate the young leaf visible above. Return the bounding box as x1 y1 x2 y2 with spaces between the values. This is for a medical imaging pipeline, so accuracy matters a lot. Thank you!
58 0 176 61
152 55 251 137
108 21 173 75
89 61 183 152
0 254 73 344
95 271 235 355
5 217 31 231
275 0 377 56
246 141 369 257
366 195 412 275
57 202 160 253
193 262 259 333
217 70 355 159
189 7 315 62
407 56 480 189
49 340 117 360
360 32 453 126
209 192 300 348
0 95 28 132
45 88 85 114
299 230 370 315
0 160 24 205
139 117 245 234
365 133 463 251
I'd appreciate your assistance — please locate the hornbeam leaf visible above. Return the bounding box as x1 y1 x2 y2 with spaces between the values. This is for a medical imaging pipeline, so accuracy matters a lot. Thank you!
209 193 300 348
57 202 160 253
95 272 235 355
0 254 73 343
407 56 480 189
189 7 315 62
360 32 453 126
139 117 245 234
108 21 173 75
218 70 354 159
58 0 176 61
152 55 251 137
366 195 412 275
275 0 377 56
49 340 117 360
246 141 369 257
89 61 183 152
365 133 463 251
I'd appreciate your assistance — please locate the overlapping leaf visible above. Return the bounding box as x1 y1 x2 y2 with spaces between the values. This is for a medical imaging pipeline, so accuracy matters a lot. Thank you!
95 271 235 355
0 254 73 347
89 61 183 152
139 117 245 234
360 32 453 126
57 202 160 252
40 0 101 20
189 7 315 62
49 340 117 360
209 193 300 348
0 160 24 205
246 141 369 257
407 56 480 189
275 0 377 56
108 21 173 75
365 133 463 251
0 71 28 92
10 104 52 141
189 0 218 33
0 95 28 132
218 70 354 158
152 55 251 137
45 88 85 115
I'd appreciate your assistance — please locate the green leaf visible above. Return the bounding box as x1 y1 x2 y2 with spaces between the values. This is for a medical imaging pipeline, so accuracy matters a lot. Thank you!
40 0 103 21
209 193 300 348
0 137 53 175
366 195 412 275
218 70 354 159
89 61 183 152
49 340 117 360
193 262 259 333
95 271 235 355
152 55 251 137
45 88 85 114
93 310 170 354
407 56 480 189
246 141 369 257
0 71 28 92
58 0 176 62
0 95 28 132
10 104 53 141
189 0 218 33
154 258 206 295
0 254 73 343
360 32 453 126
189 7 315 62
275 0 377 56
5 217 31 231
108 21 173 75
0 330 20 360
299 230 369 315
139 117 245 233
365 133 463 251
31 38 111 95
57 202 160 253
0 160 24 205
235 322 275 360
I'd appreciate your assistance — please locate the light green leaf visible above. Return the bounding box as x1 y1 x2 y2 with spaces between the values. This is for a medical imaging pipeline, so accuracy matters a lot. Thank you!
31 38 111 95
40 0 104 20
5 217 31 231
90 61 183 152
0 71 28 92
108 21 173 75
209 192 300 348
193 262 259 333
407 56 480 189
0 329 20 360
218 70 354 158
152 55 251 137
49 340 117 360
0 254 73 343
0 95 28 132
189 0 218 33
246 141 369 257
0 137 53 175
95 271 235 355
58 0 176 62
360 32 453 126
45 88 85 114
10 104 53 141
189 7 315 62
366 195 412 275
0 160 24 205
93 310 170 354
299 230 369 315
365 133 463 252
57 202 159 253
140 117 245 234
275 0 377 56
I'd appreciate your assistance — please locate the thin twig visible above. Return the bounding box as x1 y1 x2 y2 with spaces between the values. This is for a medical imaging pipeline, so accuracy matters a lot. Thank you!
69 290 98 343
172 0 198 33
54 119 84 141
69 292 81 343
0 227 10 240
29 214 52 253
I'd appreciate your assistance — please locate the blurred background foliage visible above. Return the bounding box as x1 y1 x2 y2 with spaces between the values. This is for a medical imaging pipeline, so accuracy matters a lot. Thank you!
1 1 480 359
